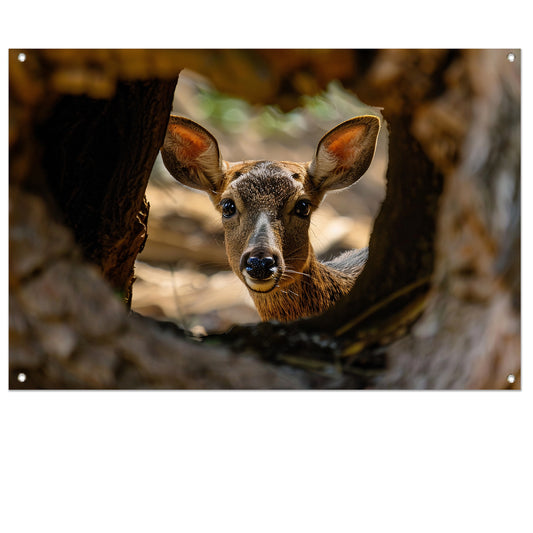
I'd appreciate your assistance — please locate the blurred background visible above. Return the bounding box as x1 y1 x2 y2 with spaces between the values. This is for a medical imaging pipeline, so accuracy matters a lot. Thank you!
132 70 388 333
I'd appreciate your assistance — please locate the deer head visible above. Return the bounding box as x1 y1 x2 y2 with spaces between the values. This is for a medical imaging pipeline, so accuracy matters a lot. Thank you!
161 114 380 320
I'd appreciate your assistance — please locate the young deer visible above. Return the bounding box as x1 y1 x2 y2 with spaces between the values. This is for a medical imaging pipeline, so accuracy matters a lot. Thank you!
161 114 380 322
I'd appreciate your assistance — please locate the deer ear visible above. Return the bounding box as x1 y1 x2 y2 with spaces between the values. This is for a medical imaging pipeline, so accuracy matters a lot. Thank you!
309 115 380 192
161 116 225 195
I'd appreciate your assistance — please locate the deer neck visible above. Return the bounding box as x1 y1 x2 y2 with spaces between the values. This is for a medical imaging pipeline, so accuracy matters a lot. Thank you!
249 255 355 322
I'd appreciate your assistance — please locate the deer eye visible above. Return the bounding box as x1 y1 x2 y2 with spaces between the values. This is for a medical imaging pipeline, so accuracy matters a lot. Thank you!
221 199 237 218
294 199 311 218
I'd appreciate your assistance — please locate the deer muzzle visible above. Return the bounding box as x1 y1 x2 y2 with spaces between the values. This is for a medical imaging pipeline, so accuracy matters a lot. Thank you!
239 213 284 293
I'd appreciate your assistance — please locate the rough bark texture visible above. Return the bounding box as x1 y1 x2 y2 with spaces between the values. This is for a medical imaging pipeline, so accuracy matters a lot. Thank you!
9 49 520 389
346 50 521 388
36 80 178 303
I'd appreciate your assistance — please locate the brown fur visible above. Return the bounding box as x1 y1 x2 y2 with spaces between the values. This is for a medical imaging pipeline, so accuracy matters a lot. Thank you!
251 249 368 321
161 115 380 322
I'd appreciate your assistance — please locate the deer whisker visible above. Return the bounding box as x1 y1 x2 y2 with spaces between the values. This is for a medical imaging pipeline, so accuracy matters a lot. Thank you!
284 268 312 279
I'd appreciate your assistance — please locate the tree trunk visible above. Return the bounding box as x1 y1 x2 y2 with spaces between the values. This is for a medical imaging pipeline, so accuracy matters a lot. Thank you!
36 79 178 303
9 49 520 389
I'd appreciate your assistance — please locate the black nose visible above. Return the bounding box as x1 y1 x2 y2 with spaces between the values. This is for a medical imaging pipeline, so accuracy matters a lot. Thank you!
245 255 277 280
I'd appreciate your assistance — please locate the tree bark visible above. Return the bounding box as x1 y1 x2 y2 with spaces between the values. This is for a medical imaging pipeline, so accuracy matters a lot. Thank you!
9 49 520 389
36 78 178 303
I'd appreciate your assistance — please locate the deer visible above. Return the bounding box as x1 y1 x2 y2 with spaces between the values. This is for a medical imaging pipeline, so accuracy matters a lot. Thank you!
160 114 381 322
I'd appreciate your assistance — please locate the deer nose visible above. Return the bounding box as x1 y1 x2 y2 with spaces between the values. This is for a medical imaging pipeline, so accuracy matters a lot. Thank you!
245 255 277 280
